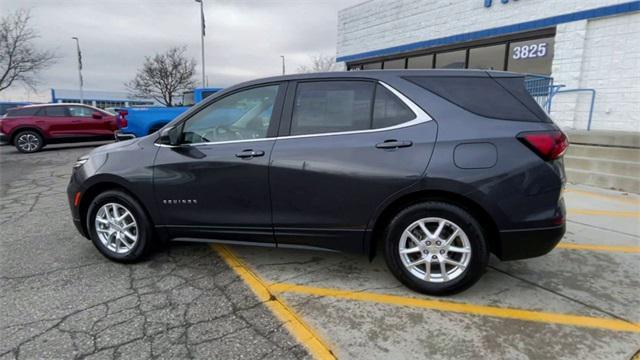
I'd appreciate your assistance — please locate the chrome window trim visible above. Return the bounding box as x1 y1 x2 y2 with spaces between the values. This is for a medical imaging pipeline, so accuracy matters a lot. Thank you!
155 80 431 148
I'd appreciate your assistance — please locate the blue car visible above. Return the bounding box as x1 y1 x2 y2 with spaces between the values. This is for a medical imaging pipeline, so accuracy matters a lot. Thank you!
115 87 222 140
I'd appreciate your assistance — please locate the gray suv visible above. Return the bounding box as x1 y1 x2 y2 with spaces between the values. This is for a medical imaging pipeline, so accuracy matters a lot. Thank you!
68 70 567 295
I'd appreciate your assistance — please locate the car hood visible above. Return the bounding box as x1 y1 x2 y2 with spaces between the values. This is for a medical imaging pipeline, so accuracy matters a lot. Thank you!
89 137 146 155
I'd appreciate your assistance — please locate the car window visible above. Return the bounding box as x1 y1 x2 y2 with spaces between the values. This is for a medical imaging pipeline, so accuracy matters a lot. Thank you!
405 76 549 122
7 107 40 116
68 106 94 117
181 85 280 144
291 81 374 136
44 106 68 117
372 84 416 128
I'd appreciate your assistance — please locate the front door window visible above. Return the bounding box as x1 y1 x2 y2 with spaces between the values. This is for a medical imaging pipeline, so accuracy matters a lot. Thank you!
181 85 280 144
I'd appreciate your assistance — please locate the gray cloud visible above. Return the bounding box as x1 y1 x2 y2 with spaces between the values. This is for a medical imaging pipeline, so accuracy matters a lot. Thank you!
0 0 362 102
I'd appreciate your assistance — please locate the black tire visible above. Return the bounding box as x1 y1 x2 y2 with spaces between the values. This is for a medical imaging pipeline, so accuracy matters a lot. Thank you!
383 201 489 295
86 190 152 262
14 130 44 153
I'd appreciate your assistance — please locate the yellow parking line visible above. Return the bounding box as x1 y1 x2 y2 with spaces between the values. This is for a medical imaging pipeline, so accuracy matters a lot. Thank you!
557 242 640 254
568 208 640 218
212 245 336 360
269 283 640 333
565 189 640 206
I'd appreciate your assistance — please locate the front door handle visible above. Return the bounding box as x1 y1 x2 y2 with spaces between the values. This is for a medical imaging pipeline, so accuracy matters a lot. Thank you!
375 140 413 149
235 149 265 159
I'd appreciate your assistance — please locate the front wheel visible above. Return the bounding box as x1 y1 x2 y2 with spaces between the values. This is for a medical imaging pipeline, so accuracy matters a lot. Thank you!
383 202 489 295
86 190 152 262
15 130 43 153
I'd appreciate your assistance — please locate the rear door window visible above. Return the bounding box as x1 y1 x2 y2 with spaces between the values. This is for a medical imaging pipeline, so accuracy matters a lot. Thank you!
405 76 550 122
291 81 374 136
44 106 68 117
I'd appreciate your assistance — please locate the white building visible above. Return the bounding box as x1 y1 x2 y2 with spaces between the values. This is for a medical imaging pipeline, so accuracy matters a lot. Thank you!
337 0 640 132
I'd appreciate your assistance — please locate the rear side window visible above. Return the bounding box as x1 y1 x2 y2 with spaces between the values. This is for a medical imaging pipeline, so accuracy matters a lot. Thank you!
291 81 416 136
373 84 415 128
44 106 68 117
405 76 550 122
7 107 40 116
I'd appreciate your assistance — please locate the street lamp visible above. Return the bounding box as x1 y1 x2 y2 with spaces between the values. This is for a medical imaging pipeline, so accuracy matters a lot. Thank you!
195 0 206 87
280 55 285 75
71 37 84 104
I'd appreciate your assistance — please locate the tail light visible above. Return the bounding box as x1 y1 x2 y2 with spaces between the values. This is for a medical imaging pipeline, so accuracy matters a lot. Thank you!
518 131 569 161
118 110 128 128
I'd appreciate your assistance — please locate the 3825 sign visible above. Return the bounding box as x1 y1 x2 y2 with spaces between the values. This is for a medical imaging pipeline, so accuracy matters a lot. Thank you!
512 43 548 60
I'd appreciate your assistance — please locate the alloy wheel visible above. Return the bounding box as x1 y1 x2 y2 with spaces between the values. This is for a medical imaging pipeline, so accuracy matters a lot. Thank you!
17 133 40 152
94 203 138 254
398 217 472 283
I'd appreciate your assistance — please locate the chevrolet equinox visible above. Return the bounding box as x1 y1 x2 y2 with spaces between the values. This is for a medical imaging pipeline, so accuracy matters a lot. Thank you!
68 70 567 295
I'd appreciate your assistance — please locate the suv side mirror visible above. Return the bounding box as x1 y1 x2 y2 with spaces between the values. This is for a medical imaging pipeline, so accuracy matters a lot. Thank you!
157 126 181 146
92 111 103 119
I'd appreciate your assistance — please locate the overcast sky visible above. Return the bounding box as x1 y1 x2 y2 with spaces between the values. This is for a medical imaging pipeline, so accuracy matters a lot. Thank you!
1 0 363 102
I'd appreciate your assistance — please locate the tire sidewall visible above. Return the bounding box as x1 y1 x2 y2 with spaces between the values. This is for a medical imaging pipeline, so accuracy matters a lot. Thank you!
384 202 488 295
14 131 43 153
87 190 151 262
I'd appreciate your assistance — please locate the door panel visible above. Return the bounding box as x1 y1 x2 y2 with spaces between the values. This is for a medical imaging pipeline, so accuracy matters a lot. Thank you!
152 140 275 243
270 122 437 252
152 82 285 244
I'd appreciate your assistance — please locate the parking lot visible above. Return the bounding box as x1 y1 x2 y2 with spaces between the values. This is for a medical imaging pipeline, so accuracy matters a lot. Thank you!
1 142 639 360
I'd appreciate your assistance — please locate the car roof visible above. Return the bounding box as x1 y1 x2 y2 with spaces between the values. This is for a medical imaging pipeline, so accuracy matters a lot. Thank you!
17 103 91 108
225 69 526 91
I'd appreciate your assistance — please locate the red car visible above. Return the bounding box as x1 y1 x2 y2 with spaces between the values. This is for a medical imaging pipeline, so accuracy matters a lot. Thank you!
0 103 118 153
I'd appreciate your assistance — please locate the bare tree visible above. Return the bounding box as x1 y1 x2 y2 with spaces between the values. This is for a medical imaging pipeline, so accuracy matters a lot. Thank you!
126 46 197 106
0 9 56 92
297 54 344 73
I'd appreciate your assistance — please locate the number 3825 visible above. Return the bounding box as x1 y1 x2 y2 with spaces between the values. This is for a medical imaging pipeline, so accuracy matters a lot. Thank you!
512 43 548 60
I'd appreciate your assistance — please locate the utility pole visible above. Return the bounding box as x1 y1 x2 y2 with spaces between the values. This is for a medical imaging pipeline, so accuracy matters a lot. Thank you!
71 37 84 104
280 55 285 75
195 0 206 87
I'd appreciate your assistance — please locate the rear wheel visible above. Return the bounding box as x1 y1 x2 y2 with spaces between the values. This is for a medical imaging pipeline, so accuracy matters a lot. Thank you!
87 190 152 262
14 130 43 153
383 202 489 295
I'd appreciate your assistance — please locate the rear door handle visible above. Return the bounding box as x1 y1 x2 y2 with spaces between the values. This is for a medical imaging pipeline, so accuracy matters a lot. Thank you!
375 140 413 149
235 149 265 159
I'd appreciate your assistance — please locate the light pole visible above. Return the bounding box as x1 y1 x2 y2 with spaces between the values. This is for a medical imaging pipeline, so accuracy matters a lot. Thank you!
71 37 84 104
195 0 206 87
280 55 285 75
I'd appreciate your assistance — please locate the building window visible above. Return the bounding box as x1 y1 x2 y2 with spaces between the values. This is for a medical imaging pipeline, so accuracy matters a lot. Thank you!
362 62 382 70
407 54 434 69
507 37 555 75
435 49 466 69
468 44 506 70
383 58 405 69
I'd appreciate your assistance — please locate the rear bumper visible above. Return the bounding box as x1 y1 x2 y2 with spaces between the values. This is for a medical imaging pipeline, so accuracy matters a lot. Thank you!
114 130 136 142
0 132 8 145
494 224 565 261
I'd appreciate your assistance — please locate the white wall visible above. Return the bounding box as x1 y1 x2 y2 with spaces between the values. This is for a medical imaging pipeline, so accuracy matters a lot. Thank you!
337 0 640 132
337 0 631 59
551 12 640 131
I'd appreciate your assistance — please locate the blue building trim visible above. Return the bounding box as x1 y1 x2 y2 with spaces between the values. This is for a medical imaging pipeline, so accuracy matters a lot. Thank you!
336 1 640 63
